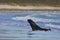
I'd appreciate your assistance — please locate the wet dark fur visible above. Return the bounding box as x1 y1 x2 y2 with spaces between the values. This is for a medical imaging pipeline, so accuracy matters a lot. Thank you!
27 19 51 31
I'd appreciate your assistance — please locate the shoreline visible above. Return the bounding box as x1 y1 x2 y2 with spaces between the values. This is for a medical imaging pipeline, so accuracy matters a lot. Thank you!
0 5 60 11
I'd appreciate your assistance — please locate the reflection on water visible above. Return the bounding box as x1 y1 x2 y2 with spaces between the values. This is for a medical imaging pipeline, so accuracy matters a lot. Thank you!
0 30 60 40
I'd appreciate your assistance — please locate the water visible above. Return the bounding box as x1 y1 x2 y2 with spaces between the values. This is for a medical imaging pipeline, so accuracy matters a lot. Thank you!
0 11 60 40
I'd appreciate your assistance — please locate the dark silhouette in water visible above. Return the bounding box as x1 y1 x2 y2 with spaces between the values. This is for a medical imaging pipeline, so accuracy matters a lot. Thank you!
27 19 51 31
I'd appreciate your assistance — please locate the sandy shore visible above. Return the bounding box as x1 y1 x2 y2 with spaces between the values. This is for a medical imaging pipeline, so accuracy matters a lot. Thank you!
0 5 60 11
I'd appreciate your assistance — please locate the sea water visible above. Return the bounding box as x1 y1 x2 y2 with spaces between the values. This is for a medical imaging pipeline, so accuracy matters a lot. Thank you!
0 11 60 40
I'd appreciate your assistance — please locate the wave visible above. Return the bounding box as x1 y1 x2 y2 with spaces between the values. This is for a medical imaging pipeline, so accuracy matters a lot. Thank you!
45 24 60 28
12 16 60 23
12 14 60 30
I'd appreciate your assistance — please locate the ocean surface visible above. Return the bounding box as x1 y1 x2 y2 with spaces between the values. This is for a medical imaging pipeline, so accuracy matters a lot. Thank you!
0 11 60 40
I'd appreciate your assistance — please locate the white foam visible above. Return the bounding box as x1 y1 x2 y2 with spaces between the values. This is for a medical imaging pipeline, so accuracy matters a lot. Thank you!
45 24 60 28
12 16 60 23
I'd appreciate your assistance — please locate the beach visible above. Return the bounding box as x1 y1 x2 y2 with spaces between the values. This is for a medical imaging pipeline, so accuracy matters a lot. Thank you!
0 4 60 11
